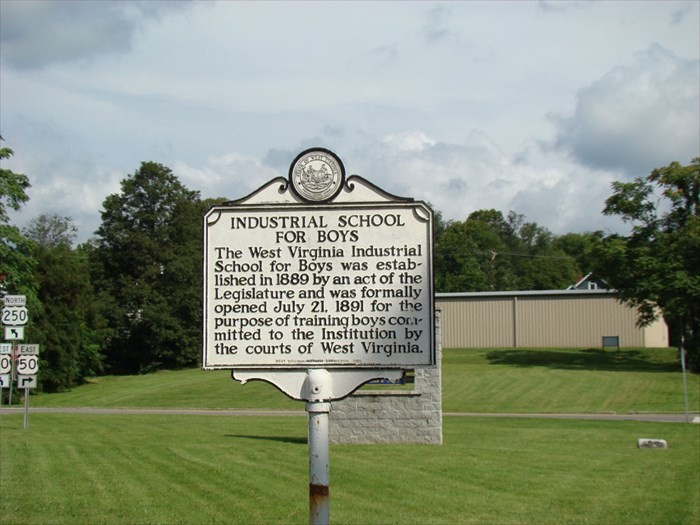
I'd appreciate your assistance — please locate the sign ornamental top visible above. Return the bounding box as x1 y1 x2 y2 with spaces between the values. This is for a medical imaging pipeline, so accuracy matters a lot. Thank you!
289 148 345 203
203 149 434 370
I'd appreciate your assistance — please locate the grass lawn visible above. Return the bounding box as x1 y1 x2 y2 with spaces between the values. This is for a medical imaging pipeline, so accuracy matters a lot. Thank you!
440 347 699 414
1 413 698 525
27 347 700 414
26 368 300 411
2 346 698 524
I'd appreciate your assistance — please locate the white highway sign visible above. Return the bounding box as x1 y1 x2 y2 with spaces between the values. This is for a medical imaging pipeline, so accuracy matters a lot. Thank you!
4 327 24 340
2 306 28 326
17 375 37 389
17 355 39 375
0 353 11 374
3 295 26 306
18 344 39 355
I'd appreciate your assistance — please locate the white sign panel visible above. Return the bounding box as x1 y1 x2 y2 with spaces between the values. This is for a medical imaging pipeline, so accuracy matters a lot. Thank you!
2 306 28 326
204 202 434 369
0 374 10 388
3 295 26 306
17 344 39 355
4 326 24 340
0 353 11 374
17 375 37 389
17 355 39 375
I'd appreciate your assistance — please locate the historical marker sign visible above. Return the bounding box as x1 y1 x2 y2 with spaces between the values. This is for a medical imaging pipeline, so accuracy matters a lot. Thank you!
203 151 434 370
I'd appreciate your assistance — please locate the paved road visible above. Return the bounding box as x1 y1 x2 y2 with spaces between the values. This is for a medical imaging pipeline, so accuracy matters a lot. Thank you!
1 406 698 423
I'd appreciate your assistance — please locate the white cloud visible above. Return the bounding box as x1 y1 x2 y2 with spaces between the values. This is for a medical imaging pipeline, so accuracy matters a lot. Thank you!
0 0 192 69
550 44 700 177
175 153 281 202
382 131 436 152
2 1 698 244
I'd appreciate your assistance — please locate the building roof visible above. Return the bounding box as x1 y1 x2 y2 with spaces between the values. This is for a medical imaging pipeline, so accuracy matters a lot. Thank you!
436 288 616 299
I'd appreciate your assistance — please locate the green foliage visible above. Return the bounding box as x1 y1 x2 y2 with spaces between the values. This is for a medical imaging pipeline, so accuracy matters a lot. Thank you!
0 144 37 298
552 231 605 277
435 209 580 292
596 158 700 370
29 242 103 391
23 212 77 248
91 162 204 374
0 145 30 223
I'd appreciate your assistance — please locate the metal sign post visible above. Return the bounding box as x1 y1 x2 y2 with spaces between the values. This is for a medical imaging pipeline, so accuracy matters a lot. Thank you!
203 148 434 524
308 402 330 524
9 343 14 406
24 385 29 428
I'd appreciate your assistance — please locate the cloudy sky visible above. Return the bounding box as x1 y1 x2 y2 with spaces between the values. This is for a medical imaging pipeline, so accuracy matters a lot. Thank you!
1 0 698 243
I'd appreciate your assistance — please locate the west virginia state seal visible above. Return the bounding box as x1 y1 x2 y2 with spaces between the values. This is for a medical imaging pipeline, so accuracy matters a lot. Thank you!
289 148 345 203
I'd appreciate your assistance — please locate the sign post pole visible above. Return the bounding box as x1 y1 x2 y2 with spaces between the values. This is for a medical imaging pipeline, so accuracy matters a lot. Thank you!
303 368 333 525
23 386 29 429
307 401 331 525
9 343 16 406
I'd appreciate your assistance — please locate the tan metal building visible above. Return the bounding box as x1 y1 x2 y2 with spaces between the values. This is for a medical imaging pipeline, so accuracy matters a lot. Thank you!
436 290 669 349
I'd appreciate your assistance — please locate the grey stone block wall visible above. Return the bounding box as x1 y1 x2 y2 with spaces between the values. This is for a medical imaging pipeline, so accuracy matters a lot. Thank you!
329 310 442 445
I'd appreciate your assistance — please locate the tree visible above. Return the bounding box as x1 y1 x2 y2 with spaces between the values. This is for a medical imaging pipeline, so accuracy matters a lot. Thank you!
23 213 77 248
435 218 504 292
0 142 30 223
91 162 202 373
0 141 37 296
435 209 581 293
596 158 700 370
510 220 580 290
552 231 605 277
21 214 104 391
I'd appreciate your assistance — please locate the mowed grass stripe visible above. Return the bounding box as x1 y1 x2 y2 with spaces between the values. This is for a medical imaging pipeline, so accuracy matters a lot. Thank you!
330 417 699 525
1 413 698 524
439 348 698 413
0 414 311 525
31 348 699 414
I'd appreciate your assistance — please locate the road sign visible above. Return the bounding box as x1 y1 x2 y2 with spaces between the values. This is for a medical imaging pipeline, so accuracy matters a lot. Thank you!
0 353 11 374
2 305 28 326
4 327 24 340
3 295 26 306
1 344 13 390
17 344 39 355
17 375 37 389
17 355 38 375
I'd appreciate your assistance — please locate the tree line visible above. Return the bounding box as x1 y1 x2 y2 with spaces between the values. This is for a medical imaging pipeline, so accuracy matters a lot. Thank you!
1 142 698 392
